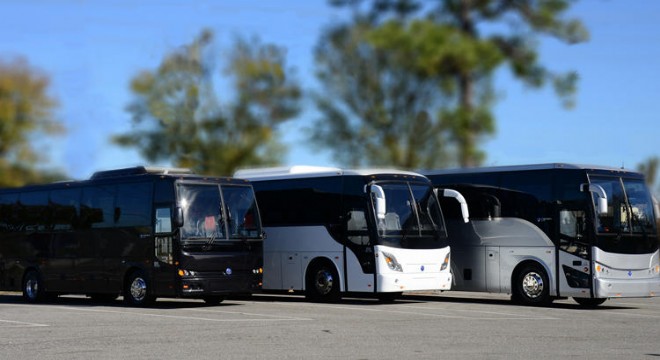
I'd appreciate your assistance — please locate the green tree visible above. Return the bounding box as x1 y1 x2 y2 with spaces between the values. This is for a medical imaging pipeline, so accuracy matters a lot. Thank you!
0 58 65 186
312 16 451 169
114 30 301 176
638 156 659 194
318 0 588 168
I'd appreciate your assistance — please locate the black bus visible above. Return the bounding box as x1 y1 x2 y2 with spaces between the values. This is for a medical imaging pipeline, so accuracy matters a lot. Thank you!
0 166 263 306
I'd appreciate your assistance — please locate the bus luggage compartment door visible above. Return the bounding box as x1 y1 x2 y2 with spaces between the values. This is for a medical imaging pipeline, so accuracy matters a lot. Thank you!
486 246 501 292
281 252 302 291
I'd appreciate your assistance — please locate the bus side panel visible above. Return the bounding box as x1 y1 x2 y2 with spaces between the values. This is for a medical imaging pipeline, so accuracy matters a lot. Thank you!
262 226 342 291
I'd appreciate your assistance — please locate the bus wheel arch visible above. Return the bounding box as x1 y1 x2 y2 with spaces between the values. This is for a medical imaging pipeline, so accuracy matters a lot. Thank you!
123 268 155 306
305 257 341 303
511 261 552 306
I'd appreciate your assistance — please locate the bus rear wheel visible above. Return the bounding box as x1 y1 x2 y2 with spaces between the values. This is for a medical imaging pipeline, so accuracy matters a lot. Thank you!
124 270 154 306
22 270 45 303
512 263 552 306
574 297 607 308
306 261 340 303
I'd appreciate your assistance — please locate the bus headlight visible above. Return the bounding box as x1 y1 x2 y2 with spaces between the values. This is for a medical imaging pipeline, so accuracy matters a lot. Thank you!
382 251 403 272
595 263 609 275
440 252 450 271
178 269 197 277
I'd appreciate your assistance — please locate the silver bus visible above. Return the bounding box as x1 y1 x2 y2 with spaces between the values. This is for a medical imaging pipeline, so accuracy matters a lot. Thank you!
423 163 660 307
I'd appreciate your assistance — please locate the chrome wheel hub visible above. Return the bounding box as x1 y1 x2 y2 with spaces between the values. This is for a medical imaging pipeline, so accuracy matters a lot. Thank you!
25 278 38 299
522 272 544 299
315 270 334 295
130 277 147 301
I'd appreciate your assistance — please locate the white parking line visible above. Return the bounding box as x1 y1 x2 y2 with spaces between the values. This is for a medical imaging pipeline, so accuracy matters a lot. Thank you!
1 303 311 323
0 319 49 327
182 307 312 320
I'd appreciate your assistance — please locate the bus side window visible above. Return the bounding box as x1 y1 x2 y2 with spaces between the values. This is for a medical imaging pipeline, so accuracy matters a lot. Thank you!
346 210 369 245
155 208 172 233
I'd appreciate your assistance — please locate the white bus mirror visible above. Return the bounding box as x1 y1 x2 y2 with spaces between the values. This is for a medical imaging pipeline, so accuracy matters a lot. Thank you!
653 195 660 221
439 188 470 223
582 183 608 215
370 185 386 220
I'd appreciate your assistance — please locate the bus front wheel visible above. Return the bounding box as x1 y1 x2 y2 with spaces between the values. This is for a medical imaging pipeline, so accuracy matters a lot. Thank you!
306 261 340 303
124 270 154 306
512 263 552 306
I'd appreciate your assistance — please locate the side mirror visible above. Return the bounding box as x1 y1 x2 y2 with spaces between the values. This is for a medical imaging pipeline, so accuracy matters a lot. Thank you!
173 206 184 228
582 183 608 215
370 185 386 220
437 188 470 223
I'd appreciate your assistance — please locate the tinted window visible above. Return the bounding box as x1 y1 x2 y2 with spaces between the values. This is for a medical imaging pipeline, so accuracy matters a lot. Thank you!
154 179 175 203
253 177 342 227
81 186 115 228
50 188 81 230
19 191 50 231
0 192 18 232
116 182 153 227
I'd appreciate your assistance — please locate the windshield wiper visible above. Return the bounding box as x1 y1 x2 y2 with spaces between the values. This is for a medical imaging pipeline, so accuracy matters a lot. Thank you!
203 231 217 250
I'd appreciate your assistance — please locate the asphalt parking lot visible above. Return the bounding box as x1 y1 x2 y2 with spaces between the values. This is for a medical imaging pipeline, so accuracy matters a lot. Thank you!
1 291 659 359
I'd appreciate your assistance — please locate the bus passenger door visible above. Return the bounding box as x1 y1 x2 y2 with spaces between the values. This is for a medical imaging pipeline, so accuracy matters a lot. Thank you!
486 246 501 292
345 210 376 292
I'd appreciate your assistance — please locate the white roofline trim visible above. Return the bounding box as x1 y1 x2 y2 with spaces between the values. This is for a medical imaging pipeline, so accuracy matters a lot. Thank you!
234 166 425 181
420 163 640 176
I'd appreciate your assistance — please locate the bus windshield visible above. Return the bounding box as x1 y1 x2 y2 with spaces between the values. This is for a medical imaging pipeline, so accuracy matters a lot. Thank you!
179 184 262 242
589 176 657 254
373 182 447 249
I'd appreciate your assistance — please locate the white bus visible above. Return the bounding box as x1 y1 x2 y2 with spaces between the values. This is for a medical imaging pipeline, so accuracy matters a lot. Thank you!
235 166 468 302
423 164 660 307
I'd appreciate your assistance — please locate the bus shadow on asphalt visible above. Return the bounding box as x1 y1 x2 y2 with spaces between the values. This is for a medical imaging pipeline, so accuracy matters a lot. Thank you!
243 293 639 311
403 293 639 311
0 293 244 309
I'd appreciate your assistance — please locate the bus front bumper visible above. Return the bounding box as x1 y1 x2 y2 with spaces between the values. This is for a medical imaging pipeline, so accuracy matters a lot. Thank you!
377 272 453 293
594 276 660 298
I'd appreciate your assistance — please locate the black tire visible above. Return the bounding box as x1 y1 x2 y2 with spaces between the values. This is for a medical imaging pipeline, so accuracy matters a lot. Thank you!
124 270 154 306
203 296 225 306
306 261 341 303
574 297 607 308
512 263 552 306
22 270 45 303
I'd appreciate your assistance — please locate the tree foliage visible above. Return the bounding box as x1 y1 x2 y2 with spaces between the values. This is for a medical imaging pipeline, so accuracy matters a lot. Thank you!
312 18 450 169
637 157 659 193
114 30 301 176
0 58 65 186
315 0 588 168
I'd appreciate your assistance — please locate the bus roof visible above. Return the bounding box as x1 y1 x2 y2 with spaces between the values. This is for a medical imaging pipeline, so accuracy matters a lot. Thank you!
234 166 424 181
421 163 643 177
90 166 194 179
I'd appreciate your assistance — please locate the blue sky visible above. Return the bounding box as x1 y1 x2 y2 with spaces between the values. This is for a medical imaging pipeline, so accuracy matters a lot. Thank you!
1 0 659 186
